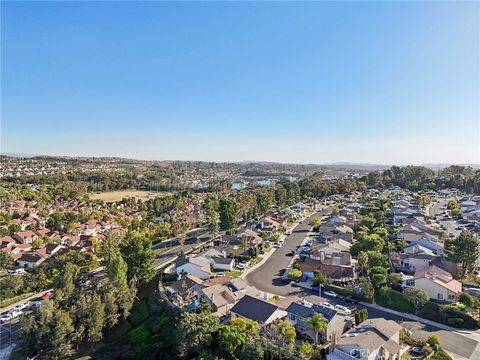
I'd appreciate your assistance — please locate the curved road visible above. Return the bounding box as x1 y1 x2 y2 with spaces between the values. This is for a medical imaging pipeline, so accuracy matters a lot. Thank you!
246 210 326 295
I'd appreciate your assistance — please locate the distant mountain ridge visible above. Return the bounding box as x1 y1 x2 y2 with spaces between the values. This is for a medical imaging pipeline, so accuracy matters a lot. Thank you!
2 153 478 170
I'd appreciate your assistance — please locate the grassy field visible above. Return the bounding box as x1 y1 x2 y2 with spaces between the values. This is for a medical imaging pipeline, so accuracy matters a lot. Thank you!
89 190 170 202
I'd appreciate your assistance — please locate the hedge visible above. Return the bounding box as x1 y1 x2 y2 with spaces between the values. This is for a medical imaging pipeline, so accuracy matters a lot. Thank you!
418 301 479 329
375 288 414 313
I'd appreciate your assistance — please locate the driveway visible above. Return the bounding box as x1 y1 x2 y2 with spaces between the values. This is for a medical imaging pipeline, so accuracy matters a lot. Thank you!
246 210 327 295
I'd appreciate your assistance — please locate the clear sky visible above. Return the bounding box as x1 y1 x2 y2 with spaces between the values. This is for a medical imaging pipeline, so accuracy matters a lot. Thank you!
2 1 479 165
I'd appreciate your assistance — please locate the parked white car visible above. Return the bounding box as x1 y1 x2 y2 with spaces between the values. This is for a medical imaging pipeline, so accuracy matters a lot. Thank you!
323 290 338 298
320 302 335 310
10 310 22 319
7 268 26 275
14 303 29 312
334 305 352 315
0 313 13 323
236 263 247 270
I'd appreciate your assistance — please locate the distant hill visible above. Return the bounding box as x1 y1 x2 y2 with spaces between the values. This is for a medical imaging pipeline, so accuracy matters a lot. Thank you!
422 163 480 170
1 152 38 158
326 162 390 170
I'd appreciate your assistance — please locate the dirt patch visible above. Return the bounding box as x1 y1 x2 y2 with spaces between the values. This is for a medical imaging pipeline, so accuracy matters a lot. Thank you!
89 190 170 202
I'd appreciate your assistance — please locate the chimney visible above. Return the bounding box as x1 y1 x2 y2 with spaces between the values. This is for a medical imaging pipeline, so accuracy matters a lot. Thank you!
212 294 215 304
320 251 325 262
264 291 269 301
222 250 226 258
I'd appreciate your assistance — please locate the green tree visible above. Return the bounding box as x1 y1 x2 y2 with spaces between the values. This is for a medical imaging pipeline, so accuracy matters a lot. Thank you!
447 200 458 210
265 320 296 358
404 287 429 312
203 194 220 235
73 291 106 343
175 311 220 356
445 231 480 277
55 262 78 302
305 313 327 347
219 197 238 233
0 251 13 270
105 250 128 289
19 300 76 360
46 211 65 232
121 232 156 284
354 308 368 325
170 208 191 250
371 273 387 289
312 269 329 287
356 251 369 276
362 216 377 229
358 276 374 300
218 324 246 356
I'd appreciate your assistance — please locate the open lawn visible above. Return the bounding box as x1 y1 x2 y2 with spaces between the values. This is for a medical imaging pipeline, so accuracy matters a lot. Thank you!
89 190 170 202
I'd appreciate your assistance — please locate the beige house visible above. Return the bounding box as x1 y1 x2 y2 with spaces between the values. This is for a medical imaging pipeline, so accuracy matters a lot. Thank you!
329 318 403 360
413 265 462 302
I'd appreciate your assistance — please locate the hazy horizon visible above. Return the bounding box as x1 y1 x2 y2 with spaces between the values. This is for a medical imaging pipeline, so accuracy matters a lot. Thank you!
2 1 479 164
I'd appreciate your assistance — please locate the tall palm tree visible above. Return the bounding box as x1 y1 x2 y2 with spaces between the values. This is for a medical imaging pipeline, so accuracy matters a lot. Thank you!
305 312 328 347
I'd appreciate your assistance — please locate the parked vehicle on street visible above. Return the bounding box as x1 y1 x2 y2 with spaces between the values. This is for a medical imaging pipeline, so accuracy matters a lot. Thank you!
10 310 22 319
335 305 352 315
0 313 13 323
7 268 26 275
14 303 29 312
236 263 247 270
320 302 335 310
323 290 338 298
216 272 225 277
344 296 359 304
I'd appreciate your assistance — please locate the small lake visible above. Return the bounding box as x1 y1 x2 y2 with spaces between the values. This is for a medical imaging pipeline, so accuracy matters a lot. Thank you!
232 179 274 189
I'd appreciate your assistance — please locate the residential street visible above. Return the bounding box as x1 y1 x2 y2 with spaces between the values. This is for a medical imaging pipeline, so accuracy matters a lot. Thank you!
245 206 480 360
428 198 462 237
246 210 327 295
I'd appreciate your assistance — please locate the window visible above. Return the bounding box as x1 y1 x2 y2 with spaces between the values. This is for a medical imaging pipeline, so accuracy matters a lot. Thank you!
437 293 444 300
288 313 296 321
448 294 454 300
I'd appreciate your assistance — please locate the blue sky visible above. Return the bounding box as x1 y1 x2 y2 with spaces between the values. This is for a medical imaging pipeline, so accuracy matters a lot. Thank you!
2 1 479 164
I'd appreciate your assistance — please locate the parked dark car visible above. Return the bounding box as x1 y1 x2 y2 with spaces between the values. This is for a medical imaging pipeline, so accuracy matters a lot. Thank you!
344 296 359 304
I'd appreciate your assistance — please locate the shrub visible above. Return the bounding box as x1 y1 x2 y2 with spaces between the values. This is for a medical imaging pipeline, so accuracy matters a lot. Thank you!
431 348 453 360
128 324 151 359
298 341 313 359
354 308 368 325
447 318 464 326
287 269 302 282
427 334 441 347
459 292 473 308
